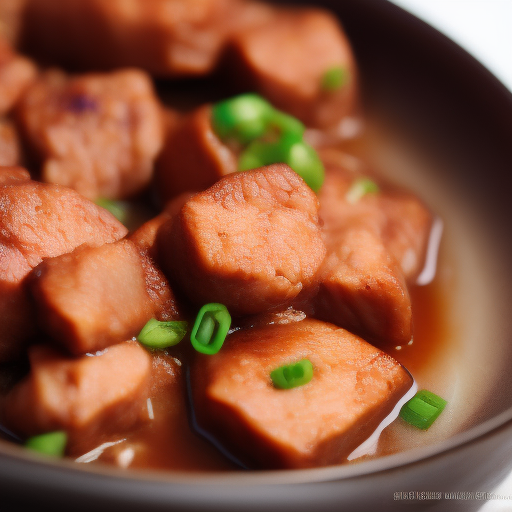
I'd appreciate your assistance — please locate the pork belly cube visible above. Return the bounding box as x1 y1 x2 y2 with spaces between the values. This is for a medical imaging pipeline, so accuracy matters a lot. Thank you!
314 228 413 348
0 35 37 115
160 164 326 315
31 240 179 355
226 8 358 129
319 166 433 282
0 178 127 361
3 341 151 454
154 105 237 205
17 69 164 200
0 119 21 166
191 318 413 469
19 0 250 77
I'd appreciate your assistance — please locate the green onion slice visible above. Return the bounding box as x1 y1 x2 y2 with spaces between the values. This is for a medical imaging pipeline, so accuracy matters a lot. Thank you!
267 110 305 142
211 93 274 145
286 140 325 193
238 136 325 192
321 65 349 92
270 359 314 390
95 198 130 225
190 303 231 355
137 319 188 349
25 431 67 457
345 177 380 204
399 389 447 430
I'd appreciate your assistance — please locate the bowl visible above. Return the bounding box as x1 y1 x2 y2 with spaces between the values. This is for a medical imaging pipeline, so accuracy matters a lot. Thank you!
2 0 512 510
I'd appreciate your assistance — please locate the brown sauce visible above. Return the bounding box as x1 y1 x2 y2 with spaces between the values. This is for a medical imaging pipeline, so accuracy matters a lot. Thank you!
87 274 448 472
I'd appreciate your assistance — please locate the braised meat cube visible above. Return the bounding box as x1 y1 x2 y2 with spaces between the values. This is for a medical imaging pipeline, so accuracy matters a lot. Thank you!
0 178 127 361
19 0 254 77
154 105 237 204
0 35 37 115
314 228 413 347
191 319 413 469
0 119 21 166
159 164 326 315
379 193 434 282
3 341 151 454
16 69 164 200
129 192 194 260
0 164 29 185
30 240 180 355
226 8 358 129
0 0 25 45
319 166 433 282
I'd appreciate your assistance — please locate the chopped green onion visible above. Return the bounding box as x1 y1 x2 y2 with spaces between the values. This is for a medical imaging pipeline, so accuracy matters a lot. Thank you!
286 140 325 193
345 177 380 204
211 94 274 145
271 359 314 389
137 319 188 349
238 139 282 172
321 65 349 92
95 198 129 225
25 431 67 457
268 110 305 142
190 303 231 355
238 136 325 192
399 390 447 430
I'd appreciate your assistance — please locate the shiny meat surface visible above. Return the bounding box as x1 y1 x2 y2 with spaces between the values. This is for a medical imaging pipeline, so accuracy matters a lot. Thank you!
191 318 413 469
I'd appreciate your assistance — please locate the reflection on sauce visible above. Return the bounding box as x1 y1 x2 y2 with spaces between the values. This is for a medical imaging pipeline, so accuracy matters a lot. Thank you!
347 378 417 461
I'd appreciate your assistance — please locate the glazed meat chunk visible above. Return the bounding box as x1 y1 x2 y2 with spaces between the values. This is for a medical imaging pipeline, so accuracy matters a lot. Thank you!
17 69 164 200
226 8 358 129
155 105 237 205
0 165 29 185
159 164 326 315
0 119 21 166
19 0 256 77
30 240 180 355
191 319 414 469
319 166 433 282
0 35 37 115
314 228 413 348
129 192 194 260
3 341 151 455
0 0 26 45
0 178 127 361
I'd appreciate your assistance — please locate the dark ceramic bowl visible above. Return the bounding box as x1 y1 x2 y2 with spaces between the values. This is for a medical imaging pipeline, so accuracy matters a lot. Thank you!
2 1 512 511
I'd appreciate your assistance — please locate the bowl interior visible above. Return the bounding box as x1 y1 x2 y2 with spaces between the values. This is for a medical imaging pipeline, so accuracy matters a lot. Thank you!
2 0 512 508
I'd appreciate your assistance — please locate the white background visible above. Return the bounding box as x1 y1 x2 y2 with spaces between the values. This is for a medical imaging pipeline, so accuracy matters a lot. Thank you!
390 1 512 510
